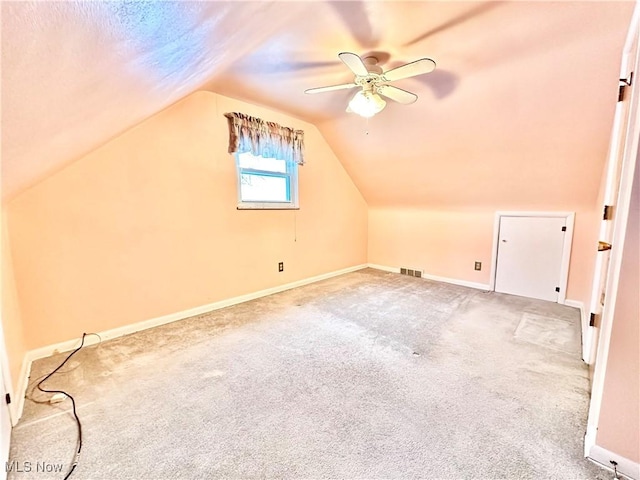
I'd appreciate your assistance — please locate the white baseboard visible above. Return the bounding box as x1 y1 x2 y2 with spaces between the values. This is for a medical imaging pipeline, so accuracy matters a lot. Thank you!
367 263 400 274
367 263 490 291
14 263 368 422
564 299 590 363
563 299 583 309
588 444 640 480
10 358 31 427
421 272 490 291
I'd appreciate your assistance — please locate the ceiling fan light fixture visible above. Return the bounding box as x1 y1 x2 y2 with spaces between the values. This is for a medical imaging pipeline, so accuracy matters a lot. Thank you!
306 52 435 117
348 91 386 118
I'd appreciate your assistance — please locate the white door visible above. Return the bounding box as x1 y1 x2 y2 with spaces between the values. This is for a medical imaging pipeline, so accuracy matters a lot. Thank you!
495 216 567 302
585 25 635 366
585 4 640 465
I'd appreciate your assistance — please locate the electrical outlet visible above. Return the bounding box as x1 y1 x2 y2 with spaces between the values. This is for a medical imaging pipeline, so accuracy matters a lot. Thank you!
278 262 284 272
474 261 482 271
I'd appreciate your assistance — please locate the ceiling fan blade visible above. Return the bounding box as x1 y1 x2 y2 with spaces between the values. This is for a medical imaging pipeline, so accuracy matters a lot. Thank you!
402 4 501 47
338 52 369 76
305 83 357 94
377 85 418 104
383 58 436 82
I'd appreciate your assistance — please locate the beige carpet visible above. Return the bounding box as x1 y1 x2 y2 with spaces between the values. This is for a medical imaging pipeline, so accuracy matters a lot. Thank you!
9 269 606 479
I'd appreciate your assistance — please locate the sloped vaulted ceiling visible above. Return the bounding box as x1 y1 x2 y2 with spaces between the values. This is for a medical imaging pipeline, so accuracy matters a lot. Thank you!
1 1 634 205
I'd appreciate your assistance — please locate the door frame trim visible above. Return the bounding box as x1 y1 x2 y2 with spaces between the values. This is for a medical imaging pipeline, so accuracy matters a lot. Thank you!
489 211 575 303
0 314 14 478
585 1 640 462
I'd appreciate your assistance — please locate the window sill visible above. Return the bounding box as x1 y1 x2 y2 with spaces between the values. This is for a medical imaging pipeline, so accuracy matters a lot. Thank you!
237 203 299 210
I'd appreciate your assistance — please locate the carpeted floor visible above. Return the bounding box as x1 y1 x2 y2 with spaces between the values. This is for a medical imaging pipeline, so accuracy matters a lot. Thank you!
9 269 607 479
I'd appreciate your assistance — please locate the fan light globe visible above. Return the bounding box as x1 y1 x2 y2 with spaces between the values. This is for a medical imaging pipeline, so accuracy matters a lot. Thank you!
348 91 386 118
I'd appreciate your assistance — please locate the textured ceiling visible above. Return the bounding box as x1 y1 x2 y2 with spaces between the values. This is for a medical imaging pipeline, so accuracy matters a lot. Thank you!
1 1 635 205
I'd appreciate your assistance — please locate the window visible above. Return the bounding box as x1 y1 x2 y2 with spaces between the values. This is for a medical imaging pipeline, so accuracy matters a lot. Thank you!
224 111 304 209
235 152 299 209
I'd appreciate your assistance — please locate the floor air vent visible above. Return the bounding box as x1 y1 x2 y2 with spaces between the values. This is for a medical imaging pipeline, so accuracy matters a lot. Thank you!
400 267 422 278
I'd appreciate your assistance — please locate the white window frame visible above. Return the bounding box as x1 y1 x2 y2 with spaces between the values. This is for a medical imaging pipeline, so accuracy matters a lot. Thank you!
234 152 299 210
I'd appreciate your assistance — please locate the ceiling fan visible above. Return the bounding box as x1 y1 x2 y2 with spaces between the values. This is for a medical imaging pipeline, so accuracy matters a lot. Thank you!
304 52 436 118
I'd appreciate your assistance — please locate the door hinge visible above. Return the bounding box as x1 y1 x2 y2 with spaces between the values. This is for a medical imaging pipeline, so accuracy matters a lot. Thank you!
5 393 11 405
589 312 599 327
561 226 566 232
619 84 628 102
598 241 612 251
603 205 614 220
619 73 633 102
555 287 560 293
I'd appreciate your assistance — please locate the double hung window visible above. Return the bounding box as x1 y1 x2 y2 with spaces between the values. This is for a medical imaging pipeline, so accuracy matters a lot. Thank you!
235 152 298 209
224 112 304 210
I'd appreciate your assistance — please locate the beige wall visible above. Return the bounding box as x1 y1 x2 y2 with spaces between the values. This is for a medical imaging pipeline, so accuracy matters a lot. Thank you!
369 209 493 283
1 210 26 395
596 160 639 462
368 207 600 306
6 91 368 350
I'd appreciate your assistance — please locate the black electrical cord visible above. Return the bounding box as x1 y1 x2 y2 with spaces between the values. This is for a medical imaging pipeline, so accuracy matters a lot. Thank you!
27 333 102 404
36 333 88 480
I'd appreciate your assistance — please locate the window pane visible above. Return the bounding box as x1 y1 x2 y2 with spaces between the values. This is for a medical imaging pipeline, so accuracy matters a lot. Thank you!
240 173 289 202
238 153 287 173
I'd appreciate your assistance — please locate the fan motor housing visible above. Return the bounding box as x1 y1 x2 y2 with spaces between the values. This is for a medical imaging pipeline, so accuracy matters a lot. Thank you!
362 56 383 74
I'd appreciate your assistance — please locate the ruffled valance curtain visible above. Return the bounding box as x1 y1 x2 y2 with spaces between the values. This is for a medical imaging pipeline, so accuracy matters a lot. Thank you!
224 112 305 165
